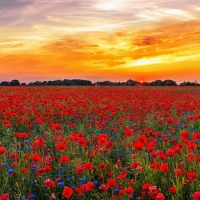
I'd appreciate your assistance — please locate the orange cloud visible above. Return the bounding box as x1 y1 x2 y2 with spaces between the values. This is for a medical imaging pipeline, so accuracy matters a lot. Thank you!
1 18 200 83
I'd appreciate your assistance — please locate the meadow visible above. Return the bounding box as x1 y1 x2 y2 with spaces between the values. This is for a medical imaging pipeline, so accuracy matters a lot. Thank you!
0 86 200 200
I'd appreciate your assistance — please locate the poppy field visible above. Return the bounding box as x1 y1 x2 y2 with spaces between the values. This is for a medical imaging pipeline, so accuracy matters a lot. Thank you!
0 86 200 200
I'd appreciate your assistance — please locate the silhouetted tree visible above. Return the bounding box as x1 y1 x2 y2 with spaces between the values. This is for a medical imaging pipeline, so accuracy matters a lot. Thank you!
0 81 10 86
163 80 177 86
180 81 200 86
0 78 199 86
10 80 20 86
126 79 138 86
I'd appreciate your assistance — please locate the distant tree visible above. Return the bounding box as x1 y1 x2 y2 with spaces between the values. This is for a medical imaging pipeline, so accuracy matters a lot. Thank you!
36 79 93 86
163 80 177 86
33 81 43 86
63 79 70 86
53 80 62 86
28 82 34 86
126 79 138 86
180 81 200 86
156 80 163 86
1 78 198 87
10 79 20 86
0 81 10 86
42 81 48 86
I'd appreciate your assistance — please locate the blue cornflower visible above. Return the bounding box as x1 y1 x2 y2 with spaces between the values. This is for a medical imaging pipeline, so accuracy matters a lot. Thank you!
67 176 74 181
31 167 37 171
56 173 62 178
93 180 99 185
57 182 65 186
126 150 131 154
66 164 71 169
115 188 119 193
8 169 14 174
80 177 87 183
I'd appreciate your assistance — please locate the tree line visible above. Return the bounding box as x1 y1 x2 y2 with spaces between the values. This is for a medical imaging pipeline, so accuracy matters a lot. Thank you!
0 79 199 86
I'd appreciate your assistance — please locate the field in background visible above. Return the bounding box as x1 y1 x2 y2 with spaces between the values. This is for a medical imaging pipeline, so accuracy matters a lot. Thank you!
0 86 200 200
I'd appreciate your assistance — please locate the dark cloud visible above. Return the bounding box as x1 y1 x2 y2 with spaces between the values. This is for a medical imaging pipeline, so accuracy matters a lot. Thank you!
18 71 27 73
43 36 99 53
0 0 30 9
134 36 169 46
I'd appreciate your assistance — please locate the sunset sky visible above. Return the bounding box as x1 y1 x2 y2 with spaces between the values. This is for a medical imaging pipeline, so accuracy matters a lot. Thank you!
1 0 200 83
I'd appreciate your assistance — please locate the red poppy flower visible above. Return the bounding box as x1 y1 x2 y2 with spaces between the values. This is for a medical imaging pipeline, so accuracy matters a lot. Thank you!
44 179 56 189
150 162 160 170
36 168 46 176
0 193 9 200
80 184 87 192
44 165 51 172
180 131 189 141
52 124 62 131
111 195 118 200
156 193 165 200
0 147 6 155
77 138 87 147
62 187 73 199
160 163 169 172
9 153 19 160
32 154 41 162
98 138 107 145
193 192 200 200
75 166 85 174
60 155 70 164
124 127 133 137
6 124 11 129
142 183 152 191
21 167 29 174
166 149 175 157
3 120 10 124
133 142 144 151
24 154 30 160
149 185 158 197
187 141 197 151
99 184 107 191
137 135 147 144
82 162 93 170
186 171 197 182
106 179 116 188
74 188 82 196
55 143 66 152
169 186 177 194
99 163 107 169
130 162 140 169
174 169 183 176
117 173 127 180
119 189 125 197
86 182 94 191
106 140 114 147
125 187 134 194
146 143 155 152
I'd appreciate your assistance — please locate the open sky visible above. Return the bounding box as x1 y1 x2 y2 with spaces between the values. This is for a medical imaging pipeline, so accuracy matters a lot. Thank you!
1 0 200 83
